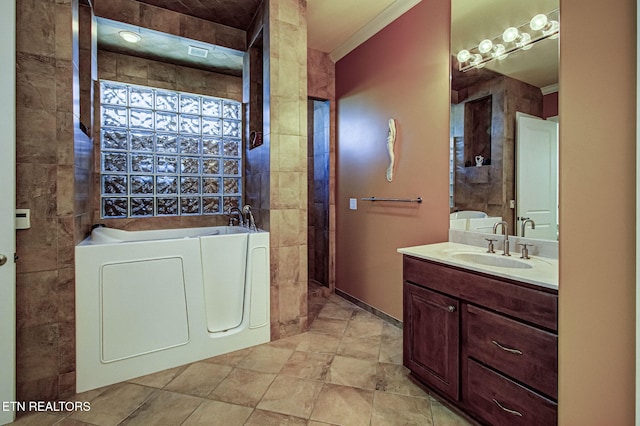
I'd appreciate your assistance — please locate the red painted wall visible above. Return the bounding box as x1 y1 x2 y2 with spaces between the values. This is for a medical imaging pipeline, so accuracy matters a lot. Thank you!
543 91 558 118
335 0 450 319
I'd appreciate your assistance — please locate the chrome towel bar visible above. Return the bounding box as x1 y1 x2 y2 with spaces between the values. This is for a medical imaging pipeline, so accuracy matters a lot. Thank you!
360 196 422 203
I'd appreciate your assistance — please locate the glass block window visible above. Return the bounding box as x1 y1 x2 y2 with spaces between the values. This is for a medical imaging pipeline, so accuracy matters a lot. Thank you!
100 81 242 218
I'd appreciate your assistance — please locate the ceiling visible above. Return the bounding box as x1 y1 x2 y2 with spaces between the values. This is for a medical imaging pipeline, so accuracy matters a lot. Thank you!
96 0 420 74
135 0 263 30
97 18 245 76
97 0 559 88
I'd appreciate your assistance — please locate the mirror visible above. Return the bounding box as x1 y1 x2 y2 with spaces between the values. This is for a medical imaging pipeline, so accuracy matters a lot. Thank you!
450 0 559 240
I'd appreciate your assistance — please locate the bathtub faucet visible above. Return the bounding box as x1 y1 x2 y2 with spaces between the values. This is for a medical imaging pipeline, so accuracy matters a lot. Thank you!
243 205 257 231
227 207 245 227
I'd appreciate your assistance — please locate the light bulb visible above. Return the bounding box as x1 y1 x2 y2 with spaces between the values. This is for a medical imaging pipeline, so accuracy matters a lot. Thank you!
119 31 141 43
530 14 548 31
492 44 507 59
543 20 560 37
478 39 493 54
456 49 471 63
502 27 519 43
470 54 483 66
516 32 532 49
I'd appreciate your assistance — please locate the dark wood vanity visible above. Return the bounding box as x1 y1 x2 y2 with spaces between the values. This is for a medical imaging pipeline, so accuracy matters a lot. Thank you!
402 254 558 425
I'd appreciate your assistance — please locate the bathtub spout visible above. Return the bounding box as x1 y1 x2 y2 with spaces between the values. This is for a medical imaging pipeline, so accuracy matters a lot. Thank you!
243 205 257 231
227 207 245 227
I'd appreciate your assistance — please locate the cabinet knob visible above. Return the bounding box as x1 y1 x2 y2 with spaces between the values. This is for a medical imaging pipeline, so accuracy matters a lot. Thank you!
447 305 456 313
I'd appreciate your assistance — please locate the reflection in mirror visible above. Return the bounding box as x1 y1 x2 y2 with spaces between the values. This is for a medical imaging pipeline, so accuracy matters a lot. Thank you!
450 0 559 240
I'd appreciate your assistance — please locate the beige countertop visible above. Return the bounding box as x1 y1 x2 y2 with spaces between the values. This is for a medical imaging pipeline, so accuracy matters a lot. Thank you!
397 242 558 291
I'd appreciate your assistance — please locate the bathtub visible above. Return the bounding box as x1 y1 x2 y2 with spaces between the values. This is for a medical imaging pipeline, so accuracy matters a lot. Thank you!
75 226 270 392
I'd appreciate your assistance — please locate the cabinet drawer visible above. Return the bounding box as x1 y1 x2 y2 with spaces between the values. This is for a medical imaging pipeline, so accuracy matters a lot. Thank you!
465 305 557 399
403 256 557 331
466 360 557 426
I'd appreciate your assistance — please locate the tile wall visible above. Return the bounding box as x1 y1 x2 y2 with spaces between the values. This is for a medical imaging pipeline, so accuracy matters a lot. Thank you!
92 0 246 230
14 0 314 404
92 0 245 52
263 0 309 339
15 0 80 402
307 48 336 293
307 100 330 288
451 75 542 231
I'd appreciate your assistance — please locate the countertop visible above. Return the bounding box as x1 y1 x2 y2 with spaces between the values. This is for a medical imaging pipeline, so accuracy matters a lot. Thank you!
397 242 558 291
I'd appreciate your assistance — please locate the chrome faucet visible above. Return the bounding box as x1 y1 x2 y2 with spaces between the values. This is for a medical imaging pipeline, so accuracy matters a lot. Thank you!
243 204 257 231
227 206 244 227
492 221 510 256
521 218 536 237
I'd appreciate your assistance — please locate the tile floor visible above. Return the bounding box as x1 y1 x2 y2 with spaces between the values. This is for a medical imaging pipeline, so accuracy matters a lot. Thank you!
11 295 473 426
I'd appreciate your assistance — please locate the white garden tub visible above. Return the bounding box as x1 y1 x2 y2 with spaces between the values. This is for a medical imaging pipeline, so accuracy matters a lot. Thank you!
75 226 270 392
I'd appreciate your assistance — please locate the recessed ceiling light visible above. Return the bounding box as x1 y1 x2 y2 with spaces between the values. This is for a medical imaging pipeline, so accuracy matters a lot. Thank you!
119 31 141 43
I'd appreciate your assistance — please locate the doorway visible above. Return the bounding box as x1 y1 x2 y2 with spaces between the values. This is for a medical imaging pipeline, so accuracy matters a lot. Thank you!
307 99 330 319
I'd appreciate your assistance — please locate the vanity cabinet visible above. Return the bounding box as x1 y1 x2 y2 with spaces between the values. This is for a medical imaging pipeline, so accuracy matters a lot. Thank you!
402 255 558 426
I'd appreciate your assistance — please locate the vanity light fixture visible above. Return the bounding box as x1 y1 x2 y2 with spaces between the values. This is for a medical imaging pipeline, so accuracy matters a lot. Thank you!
456 9 559 72
118 31 141 43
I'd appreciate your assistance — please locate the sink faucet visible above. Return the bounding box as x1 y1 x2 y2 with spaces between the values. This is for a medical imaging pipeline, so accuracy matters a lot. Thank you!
243 204 257 231
521 218 536 237
227 206 244 227
492 221 510 256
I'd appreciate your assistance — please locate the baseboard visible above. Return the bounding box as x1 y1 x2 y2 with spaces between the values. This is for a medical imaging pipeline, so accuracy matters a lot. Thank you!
335 289 403 329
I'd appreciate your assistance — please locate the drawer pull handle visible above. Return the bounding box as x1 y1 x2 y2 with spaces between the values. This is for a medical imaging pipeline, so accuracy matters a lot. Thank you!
491 340 523 355
447 305 456 313
492 398 523 417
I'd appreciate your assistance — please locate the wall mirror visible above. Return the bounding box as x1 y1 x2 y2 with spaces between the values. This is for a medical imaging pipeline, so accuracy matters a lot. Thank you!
450 0 559 241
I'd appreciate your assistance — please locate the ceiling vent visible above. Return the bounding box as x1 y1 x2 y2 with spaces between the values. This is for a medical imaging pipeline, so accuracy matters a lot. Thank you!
188 45 209 58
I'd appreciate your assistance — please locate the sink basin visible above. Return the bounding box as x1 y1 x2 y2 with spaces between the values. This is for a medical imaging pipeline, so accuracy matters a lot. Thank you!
451 252 533 269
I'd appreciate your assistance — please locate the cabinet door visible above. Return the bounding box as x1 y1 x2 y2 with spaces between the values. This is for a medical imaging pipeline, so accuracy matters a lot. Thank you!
403 282 460 400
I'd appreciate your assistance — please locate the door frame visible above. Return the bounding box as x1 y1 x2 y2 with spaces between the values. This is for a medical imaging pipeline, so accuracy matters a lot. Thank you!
636 0 640 423
0 2 17 425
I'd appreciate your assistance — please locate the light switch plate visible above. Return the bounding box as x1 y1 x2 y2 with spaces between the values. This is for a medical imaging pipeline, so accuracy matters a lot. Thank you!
16 208 31 229
349 198 357 210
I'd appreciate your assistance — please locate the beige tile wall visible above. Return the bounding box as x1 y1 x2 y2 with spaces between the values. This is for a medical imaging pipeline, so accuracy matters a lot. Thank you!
264 0 309 339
